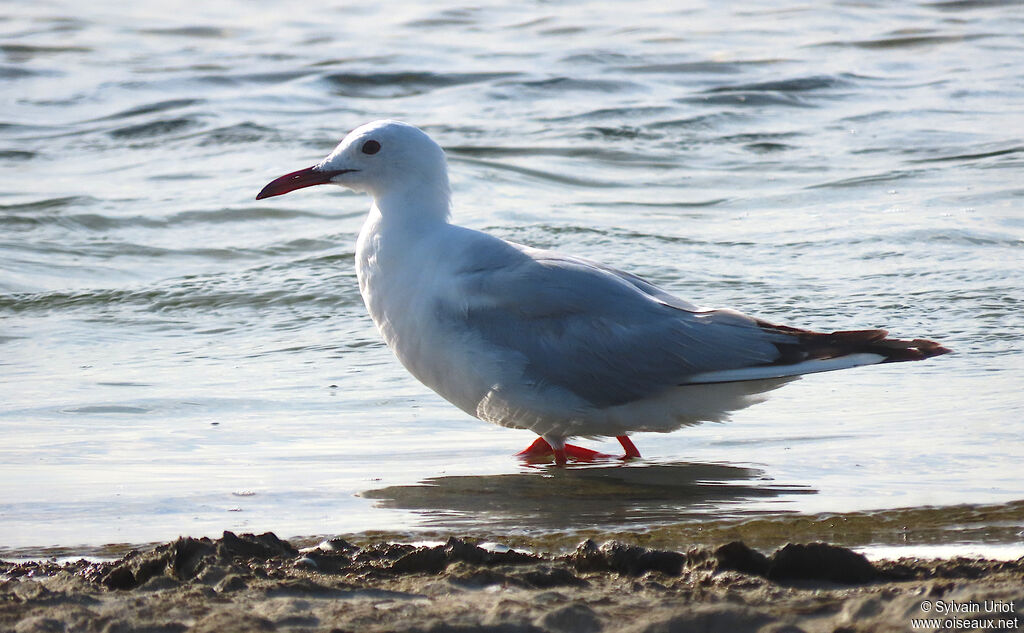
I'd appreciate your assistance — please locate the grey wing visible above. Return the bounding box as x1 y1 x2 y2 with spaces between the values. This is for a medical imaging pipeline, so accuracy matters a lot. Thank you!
450 244 788 408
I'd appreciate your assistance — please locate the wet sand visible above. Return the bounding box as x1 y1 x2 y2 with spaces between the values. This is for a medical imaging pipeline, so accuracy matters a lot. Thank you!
3 531 1022 633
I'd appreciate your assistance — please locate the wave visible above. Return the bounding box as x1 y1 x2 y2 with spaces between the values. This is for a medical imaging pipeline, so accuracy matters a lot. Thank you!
108 117 200 139
0 196 96 213
926 0 1021 9
452 156 625 188
2 211 335 234
93 99 203 122
0 65 51 79
683 92 815 108
0 200 337 231
504 76 640 93
705 74 855 93
0 256 361 314
907 145 1024 165
806 169 928 189
138 26 228 38
817 33 991 49
321 71 516 98
0 150 36 160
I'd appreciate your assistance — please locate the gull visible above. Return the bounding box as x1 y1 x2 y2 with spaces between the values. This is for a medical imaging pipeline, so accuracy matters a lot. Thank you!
256 120 951 466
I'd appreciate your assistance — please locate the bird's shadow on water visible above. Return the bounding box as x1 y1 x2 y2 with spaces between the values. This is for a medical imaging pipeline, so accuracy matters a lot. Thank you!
361 461 815 532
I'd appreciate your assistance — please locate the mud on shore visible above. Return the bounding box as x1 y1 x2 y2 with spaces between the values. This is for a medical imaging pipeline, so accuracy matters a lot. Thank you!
3 531 1022 632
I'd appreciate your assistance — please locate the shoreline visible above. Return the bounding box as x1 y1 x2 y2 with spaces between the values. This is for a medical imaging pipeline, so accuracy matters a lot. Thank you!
6 498 1022 563
4 531 1022 633
5 540 1024 568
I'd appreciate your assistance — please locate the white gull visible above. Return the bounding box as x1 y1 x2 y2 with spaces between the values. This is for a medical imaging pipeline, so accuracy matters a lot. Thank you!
257 120 950 465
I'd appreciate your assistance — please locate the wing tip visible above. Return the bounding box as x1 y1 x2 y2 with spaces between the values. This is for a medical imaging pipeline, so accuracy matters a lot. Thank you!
883 337 953 362
756 320 953 364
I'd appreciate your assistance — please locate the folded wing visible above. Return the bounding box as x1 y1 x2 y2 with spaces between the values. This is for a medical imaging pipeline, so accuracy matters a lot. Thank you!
443 236 949 409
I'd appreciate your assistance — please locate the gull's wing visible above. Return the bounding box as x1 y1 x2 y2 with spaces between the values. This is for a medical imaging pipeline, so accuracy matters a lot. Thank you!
441 229 948 409
443 233 784 408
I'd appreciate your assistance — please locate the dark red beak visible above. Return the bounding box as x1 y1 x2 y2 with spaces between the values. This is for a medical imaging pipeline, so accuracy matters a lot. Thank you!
256 166 355 200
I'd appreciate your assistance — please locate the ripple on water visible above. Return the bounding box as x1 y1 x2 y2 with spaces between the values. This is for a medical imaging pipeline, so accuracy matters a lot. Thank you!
94 99 203 122
0 196 97 213
805 169 929 189
926 0 1022 9
0 44 92 60
682 91 815 108
0 150 37 160
540 105 674 123
194 122 277 146
321 71 518 99
138 26 229 38
107 117 201 140
405 8 482 28
455 156 628 189
0 65 50 79
619 60 754 75
0 256 361 315
505 76 640 94
62 405 152 415
1 206 334 232
818 33 993 49
705 74 855 93
743 142 793 153
906 145 1024 165
449 144 672 167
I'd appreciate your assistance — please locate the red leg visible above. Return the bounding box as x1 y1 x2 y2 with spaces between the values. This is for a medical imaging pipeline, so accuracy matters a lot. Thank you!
515 437 553 458
564 444 610 461
617 435 641 459
516 437 610 464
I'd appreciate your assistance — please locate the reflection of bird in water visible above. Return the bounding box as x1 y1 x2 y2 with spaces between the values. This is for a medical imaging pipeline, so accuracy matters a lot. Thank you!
258 120 951 465
362 461 817 531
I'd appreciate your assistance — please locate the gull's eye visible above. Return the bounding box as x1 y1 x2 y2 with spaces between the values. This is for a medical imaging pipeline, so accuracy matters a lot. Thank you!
361 140 381 155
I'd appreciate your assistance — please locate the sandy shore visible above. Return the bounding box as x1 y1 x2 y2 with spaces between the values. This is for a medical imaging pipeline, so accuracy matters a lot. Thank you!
3 532 1021 633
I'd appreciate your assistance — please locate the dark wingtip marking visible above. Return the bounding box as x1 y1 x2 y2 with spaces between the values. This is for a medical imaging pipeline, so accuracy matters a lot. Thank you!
899 337 953 360
755 320 952 365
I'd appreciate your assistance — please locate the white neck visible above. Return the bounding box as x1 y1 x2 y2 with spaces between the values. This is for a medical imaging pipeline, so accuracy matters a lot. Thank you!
369 169 452 228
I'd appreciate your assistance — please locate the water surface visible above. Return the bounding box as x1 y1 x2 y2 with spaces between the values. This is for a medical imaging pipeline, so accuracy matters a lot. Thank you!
1 0 1022 557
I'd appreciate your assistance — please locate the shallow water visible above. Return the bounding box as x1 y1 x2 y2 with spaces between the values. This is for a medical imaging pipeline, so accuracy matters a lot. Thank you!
2 0 1022 556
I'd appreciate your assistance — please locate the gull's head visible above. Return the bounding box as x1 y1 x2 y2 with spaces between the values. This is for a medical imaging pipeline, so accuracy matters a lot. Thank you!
256 120 449 205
